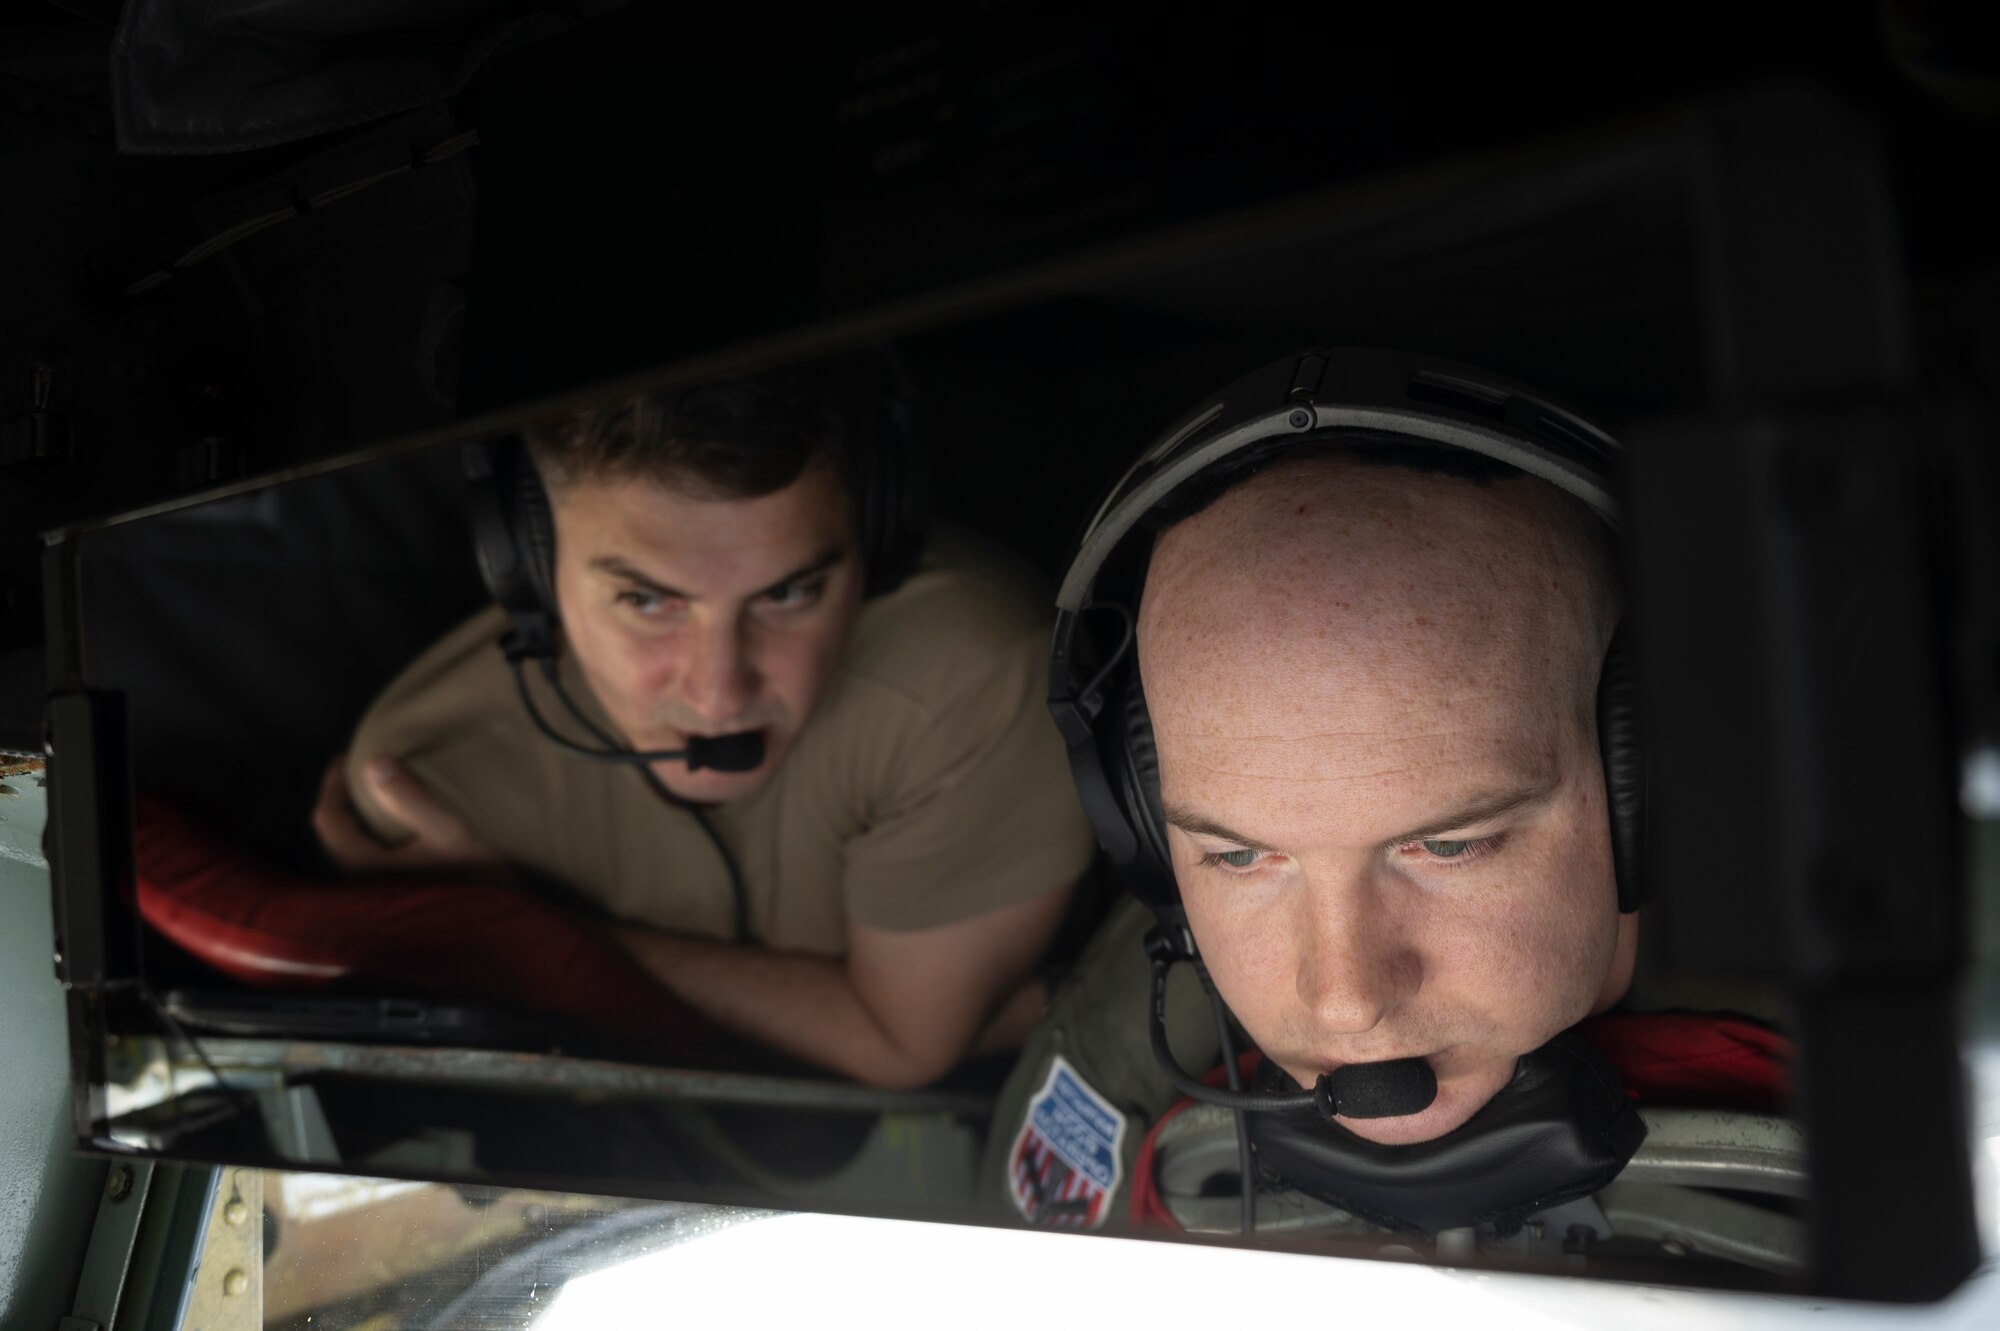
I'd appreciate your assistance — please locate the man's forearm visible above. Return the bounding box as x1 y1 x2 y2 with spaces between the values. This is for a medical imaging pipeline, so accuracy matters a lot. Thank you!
611 928 949 1089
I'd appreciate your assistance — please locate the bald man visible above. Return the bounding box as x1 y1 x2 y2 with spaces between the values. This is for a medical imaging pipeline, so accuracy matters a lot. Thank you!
982 435 1755 1230
1137 447 1634 1146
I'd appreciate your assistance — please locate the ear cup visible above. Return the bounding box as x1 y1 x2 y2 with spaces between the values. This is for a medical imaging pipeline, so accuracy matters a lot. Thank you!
466 437 557 658
1596 628 1645 914
1116 668 1175 879
856 390 929 597
854 420 893 594
505 442 558 620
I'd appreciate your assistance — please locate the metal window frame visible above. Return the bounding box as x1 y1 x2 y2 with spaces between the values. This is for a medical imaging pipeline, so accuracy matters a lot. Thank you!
39 79 1987 1304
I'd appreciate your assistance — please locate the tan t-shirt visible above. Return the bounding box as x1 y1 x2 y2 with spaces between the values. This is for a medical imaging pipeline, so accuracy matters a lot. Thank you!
345 522 1097 957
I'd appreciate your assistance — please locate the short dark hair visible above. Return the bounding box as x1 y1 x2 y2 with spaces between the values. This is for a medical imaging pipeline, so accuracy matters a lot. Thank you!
523 373 850 500
1147 429 1525 534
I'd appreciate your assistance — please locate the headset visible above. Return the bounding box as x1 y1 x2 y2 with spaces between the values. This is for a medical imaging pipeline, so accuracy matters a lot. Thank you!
463 363 930 939
1048 347 1647 1233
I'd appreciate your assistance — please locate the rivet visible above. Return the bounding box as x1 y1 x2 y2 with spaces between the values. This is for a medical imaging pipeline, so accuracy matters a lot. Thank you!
225 1199 249 1226
224 1268 249 1297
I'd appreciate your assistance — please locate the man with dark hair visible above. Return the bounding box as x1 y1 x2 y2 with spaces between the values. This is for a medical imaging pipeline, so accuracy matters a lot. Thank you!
522 375 849 499
312 371 1096 1089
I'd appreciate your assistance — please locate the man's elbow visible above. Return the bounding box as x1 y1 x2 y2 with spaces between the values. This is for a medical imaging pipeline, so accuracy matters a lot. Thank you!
852 1039 960 1087
847 1035 962 1091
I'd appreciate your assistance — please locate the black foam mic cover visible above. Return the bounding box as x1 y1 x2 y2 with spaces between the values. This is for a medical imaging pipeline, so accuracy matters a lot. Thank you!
1315 1057 1438 1120
685 731 765 772
1251 1033 1645 1235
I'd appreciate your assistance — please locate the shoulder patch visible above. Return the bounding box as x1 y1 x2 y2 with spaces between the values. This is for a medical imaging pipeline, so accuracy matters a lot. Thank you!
1007 1054 1128 1228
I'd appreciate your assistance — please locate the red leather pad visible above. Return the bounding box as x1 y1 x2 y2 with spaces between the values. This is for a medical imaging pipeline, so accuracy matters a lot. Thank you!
132 796 721 1062
1579 1010 1791 1112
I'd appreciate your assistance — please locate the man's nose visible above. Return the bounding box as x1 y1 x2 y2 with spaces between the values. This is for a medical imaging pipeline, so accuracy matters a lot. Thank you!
1293 873 1417 1037
680 617 756 723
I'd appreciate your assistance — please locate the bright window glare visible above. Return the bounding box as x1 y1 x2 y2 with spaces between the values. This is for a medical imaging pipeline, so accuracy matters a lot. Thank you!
1976 1042 2000 1257
533 1210 2000 1331
1985 1133 2000 1255
533 1214 1567 1331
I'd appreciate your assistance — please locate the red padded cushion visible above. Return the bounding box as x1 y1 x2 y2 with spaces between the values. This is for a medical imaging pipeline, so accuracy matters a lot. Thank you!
1578 1010 1791 1112
132 796 721 1062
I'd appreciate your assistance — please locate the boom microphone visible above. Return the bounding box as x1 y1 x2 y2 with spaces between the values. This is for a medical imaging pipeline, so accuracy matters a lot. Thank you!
671 731 766 772
539 727 766 771
508 657 767 771
1319 1058 1439 1119
1150 956 1439 1121
502 644 762 944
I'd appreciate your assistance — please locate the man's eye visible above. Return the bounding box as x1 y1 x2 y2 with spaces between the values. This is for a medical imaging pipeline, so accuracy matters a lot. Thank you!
1198 848 1266 871
761 579 826 611
1404 834 1504 867
615 589 678 616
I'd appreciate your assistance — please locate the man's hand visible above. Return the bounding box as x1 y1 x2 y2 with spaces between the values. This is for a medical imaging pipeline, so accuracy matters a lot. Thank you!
311 753 501 874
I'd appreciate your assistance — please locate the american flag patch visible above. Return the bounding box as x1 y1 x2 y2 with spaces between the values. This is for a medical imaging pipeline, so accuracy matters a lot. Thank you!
1007 1054 1127 1229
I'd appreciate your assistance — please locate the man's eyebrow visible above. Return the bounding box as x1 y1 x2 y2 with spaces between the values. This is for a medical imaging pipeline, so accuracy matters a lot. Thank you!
1160 803 1281 852
753 547 845 597
1386 779 1558 844
587 556 682 597
1161 778 1557 851
586 546 845 601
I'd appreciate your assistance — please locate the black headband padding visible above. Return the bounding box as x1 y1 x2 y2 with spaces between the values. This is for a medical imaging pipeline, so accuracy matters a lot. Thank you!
508 442 559 619
1117 670 1172 874
1597 630 1645 915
